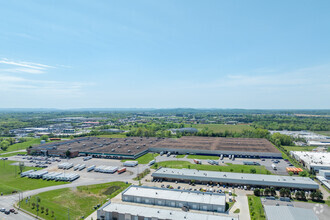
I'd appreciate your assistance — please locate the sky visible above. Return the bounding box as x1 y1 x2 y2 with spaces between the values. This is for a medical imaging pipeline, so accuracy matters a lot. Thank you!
0 0 330 109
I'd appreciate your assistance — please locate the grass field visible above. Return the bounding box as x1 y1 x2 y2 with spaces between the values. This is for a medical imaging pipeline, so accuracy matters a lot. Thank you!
151 161 271 174
121 153 159 164
186 155 219 160
3 138 41 153
248 195 266 220
96 134 127 138
176 155 186 158
0 152 26 157
314 131 330 136
282 146 317 152
0 160 67 195
185 124 254 133
20 181 130 220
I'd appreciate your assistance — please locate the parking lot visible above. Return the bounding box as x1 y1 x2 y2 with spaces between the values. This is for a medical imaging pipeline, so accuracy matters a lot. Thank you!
155 154 291 175
262 197 330 220
7 155 150 183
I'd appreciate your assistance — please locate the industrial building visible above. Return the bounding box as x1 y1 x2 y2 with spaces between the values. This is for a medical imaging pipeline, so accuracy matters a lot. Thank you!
97 202 238 220
121 185 226 213
316 170 330 190
264 205 318 220
290 151 330 172
152 168 319 190
27 136 281 159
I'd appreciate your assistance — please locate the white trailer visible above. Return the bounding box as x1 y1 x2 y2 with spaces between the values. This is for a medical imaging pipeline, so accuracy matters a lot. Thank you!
78 164 86 171
74 164 81 170
87 165 95 172
220 154 224 160
20 170 34 177
83 156 92 161
148 160 155 166
123 161 138 167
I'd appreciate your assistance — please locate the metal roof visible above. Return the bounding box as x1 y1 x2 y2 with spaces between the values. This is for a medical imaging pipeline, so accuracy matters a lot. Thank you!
152 168 319 189
264 205 318 220
123 185 226 206
102 202 237 220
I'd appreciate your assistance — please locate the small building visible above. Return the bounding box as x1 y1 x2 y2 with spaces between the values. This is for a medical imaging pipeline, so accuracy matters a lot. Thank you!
169 128 199 134
264 205 318 220
121 185 226 213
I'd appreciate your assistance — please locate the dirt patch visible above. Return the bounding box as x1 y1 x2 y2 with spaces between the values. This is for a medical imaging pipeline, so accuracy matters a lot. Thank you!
102 186 121 196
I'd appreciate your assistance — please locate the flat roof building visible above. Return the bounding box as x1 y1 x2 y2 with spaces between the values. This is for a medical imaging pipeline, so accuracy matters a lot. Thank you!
122 185 226 213
152 168 319 190
290 151 330 172
28 136 281 159
97 202 238 220
264 205 318 220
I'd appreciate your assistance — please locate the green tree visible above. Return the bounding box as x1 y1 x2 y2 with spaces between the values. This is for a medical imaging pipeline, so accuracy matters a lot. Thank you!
250 168 256 174
0 140 10 151
40 135 49 141
254 188 260 196
19 162 25 174
65 150 71 158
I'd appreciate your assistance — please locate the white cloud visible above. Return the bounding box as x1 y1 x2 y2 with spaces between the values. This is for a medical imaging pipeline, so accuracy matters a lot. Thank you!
0 58 54 75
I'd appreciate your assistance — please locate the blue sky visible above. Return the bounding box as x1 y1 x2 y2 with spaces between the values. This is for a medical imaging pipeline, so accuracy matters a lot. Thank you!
0 0 329 109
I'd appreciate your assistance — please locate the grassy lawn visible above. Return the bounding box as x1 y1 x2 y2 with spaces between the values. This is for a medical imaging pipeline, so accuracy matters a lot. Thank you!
176 155 186 158
234 208 240 213
248 195 266 220
152 161 271 174
283 146 317 152
185 124 254 133
96 134 126 138
226 201 235 211
121 153 159 164
186 155 219 160
0 152 27 157
0 160 67 195
20 181 130 220
3 138 41 153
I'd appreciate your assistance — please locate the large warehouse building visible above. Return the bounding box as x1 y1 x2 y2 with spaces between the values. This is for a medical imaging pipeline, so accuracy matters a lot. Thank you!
290 151 330 172
97 202 238 220
28 136 281 159
121 185 226 213
152 168 319 190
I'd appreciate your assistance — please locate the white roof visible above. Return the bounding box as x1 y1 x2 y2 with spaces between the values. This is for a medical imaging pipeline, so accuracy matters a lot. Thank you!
124 186 226 206
152 168 318 189
291 151 330 167
264 205 318 220
102 202 237 220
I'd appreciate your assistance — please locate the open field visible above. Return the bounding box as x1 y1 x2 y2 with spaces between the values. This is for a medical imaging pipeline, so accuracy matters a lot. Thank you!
20 181 130 220
283 146 318 152
152 161 271 174
96 134 127 138
121 153 159 164
314 131 330 136
248 195 266 220
176 155 185 158
0 160 67 195
4 138 41 153
0 152 26 157
186 124 254 133
186 155 220 160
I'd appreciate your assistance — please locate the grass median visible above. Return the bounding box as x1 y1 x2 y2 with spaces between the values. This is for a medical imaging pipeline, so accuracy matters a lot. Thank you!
121 153 159 164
